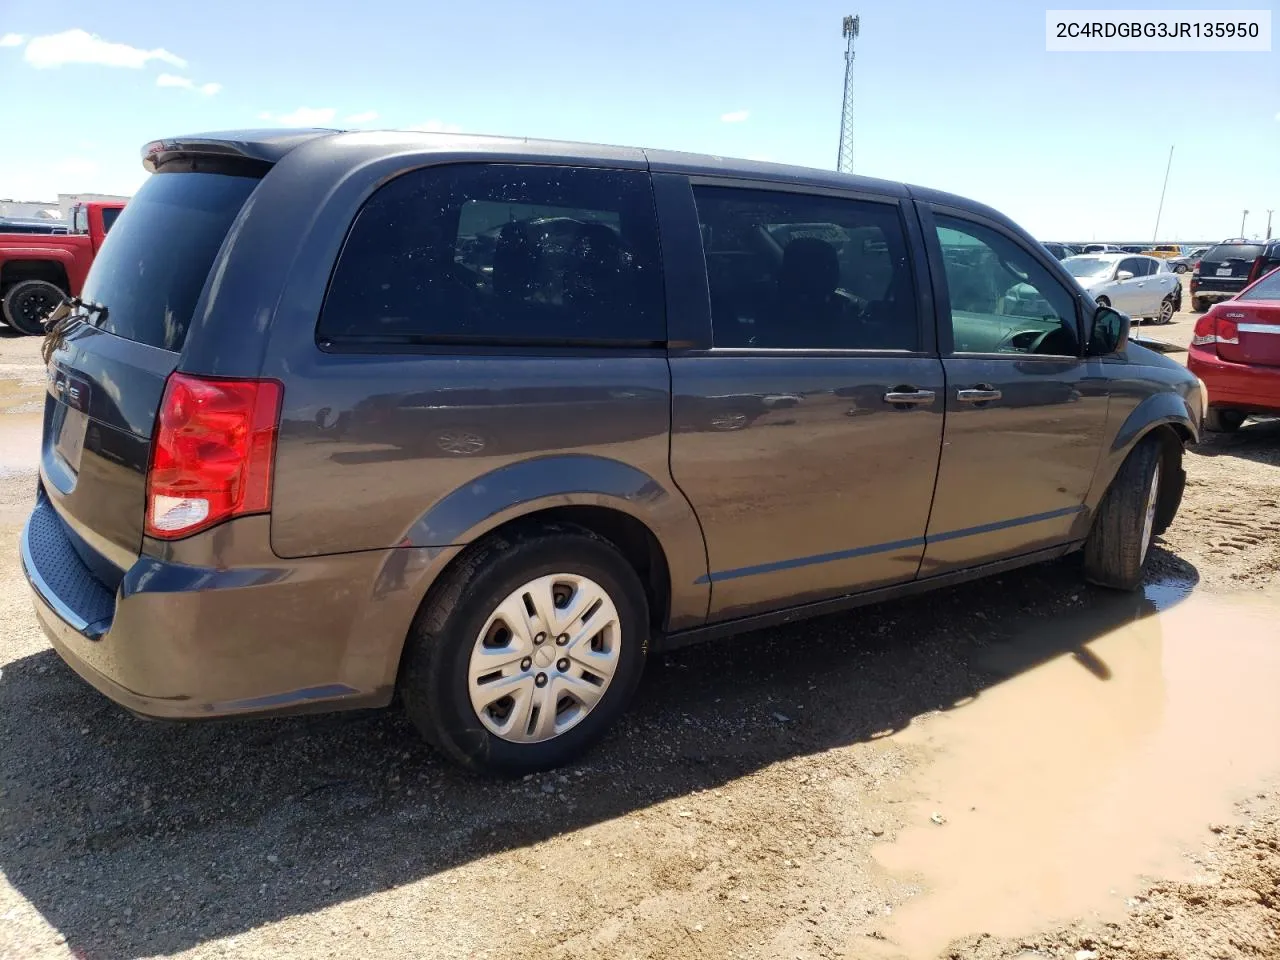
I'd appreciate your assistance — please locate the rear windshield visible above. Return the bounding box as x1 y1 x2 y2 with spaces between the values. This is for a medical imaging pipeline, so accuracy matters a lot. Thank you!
1239 269 1280 301
1204 243 1264 263
81 172 259 352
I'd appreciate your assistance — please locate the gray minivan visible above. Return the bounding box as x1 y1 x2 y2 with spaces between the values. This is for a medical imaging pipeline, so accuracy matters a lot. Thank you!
23 130 1204 774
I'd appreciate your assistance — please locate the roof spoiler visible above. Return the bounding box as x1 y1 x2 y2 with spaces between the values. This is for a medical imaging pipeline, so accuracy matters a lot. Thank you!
141 129 341 174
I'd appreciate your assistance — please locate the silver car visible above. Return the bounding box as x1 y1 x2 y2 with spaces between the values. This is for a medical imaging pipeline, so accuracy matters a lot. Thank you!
1063 253 1181 324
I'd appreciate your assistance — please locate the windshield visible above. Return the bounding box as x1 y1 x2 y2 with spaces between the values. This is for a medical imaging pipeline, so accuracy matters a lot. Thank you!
1064 257 1114 278
80 172 259 351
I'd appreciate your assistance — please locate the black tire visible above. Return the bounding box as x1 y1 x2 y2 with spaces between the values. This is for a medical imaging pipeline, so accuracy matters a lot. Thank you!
1095 296 1111 308
399 525 649 776
1192 297 1209 313
1204 408 1245 433
1158 294 1175 325
1083 436 1164 591
1175 264 1188 274
2 279 64 336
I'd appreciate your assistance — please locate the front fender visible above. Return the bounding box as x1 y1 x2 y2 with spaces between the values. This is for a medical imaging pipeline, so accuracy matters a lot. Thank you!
1085 390 1196 516
402 454 710 630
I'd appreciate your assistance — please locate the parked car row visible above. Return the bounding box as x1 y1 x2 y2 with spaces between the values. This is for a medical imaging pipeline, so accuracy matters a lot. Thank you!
1190 239 1280 312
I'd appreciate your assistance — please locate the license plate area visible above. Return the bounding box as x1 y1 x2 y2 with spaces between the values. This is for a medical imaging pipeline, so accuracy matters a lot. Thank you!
1216 267 1234 276
53 405 88 473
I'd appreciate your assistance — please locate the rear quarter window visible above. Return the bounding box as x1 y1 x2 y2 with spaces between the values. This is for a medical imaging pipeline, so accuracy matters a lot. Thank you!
318 164 665 346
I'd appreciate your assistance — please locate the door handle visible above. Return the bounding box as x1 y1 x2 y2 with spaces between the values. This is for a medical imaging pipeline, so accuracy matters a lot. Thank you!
956 385 1002 404
883 388 936 407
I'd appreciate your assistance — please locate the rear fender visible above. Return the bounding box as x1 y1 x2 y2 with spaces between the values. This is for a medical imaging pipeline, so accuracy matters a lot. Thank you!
402 454 710 630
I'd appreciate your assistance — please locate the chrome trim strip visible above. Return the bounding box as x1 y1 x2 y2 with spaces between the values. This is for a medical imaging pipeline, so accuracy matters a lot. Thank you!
1238 324 1280 335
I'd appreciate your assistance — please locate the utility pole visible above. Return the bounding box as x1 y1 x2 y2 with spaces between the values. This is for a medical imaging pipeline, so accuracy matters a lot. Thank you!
1266 209 1274 240
1240 209 1249 236
836 15 860 174
1152 144 1174 242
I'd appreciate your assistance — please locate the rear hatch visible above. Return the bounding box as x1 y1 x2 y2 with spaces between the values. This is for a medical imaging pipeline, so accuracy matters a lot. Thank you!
41 170 261 585
1196 242 1265 292
1216 270 1280 367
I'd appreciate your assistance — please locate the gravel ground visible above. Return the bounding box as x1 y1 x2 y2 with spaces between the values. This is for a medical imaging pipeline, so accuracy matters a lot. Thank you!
1 281 1277 960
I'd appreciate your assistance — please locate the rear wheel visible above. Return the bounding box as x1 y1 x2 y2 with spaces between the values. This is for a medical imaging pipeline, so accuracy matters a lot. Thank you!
1204 408 1246 433
1192 297 1210 313
1157 294 1175 325
1174 264 1188 274
1095 296 1111 308
399 525 649 776
2 279 64 335
1083 436 1165 591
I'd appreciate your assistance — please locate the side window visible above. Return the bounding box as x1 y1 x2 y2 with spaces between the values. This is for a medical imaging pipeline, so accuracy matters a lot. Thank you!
1118 257 1144 278
100 207 121 235
319 164 664 345
934 215 1079 356
692 186 919 350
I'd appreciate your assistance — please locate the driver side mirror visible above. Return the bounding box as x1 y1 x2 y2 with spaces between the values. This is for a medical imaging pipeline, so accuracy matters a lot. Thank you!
1115 269 1135 281
1088 305 1129 356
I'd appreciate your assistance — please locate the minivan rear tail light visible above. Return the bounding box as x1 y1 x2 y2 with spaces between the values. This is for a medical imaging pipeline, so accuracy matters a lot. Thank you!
1191 313 1239 349
145 374 283 539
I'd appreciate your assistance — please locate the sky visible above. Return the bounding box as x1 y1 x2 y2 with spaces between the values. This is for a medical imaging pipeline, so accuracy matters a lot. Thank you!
0 0 1276 241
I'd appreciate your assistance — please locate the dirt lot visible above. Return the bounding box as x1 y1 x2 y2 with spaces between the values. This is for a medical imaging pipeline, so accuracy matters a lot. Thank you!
1 284 1278 960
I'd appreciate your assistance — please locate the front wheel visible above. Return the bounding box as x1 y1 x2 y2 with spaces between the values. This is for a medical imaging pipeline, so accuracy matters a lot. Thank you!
1083 436 1168 591
1174 264 1187 274
399 525 649 776
2 279 64 335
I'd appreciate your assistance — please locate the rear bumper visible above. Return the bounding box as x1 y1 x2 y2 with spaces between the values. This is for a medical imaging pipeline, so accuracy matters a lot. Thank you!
21 490 458 720
1187 347 1280 414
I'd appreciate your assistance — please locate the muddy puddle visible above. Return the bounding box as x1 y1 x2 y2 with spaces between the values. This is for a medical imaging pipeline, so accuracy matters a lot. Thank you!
856 583 1280 959
0 379 43 478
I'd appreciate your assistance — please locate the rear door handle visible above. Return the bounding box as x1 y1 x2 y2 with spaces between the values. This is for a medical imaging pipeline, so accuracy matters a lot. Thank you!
883 388 936 407
956 386 1002 404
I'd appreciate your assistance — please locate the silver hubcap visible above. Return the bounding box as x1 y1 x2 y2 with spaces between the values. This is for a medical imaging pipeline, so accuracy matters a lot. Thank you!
467 574 621 743
1160 299 1173 322
1140 461 1161 565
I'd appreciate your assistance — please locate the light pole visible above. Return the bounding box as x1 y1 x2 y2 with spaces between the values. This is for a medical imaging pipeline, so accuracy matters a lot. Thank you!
1267 210 1274 241
1240 209 1249 236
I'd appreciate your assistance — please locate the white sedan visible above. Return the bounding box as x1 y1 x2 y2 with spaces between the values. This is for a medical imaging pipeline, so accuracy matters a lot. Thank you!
1063 253 1182 324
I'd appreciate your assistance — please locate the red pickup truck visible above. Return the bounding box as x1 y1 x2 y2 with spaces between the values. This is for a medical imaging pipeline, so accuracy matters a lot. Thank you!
0 200 126 335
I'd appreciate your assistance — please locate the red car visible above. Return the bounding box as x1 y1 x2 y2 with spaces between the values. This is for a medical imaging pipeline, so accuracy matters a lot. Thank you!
1188 266 1280 432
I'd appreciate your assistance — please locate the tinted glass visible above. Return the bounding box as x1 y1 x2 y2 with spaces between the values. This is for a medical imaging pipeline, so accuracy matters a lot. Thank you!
1117 258 1145 277
1238 269 1280 301
934 215 1079 356
100 207 121 234
81 172 258 352
692 186 918 350
319 164 664 345
1205 243 1264 262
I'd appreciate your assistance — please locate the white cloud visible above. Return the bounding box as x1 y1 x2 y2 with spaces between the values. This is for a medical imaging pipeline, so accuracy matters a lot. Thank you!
0 33 25 47
345 110 379 124
157 73 221 96
720 109 750 123
409 119 462 133
274 106 337 126
24 28 185 69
